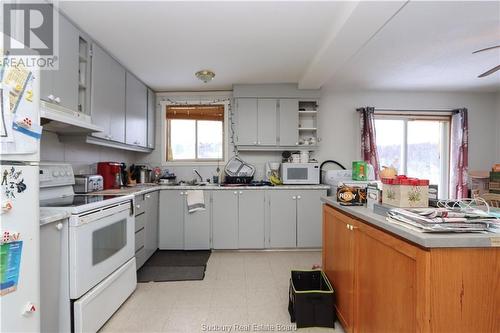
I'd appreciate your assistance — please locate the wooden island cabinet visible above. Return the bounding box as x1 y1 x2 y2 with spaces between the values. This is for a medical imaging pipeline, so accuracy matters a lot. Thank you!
322 203 500 333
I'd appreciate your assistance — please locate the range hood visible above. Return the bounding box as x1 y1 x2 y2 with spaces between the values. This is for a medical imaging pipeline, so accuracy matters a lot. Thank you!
40 101 103 134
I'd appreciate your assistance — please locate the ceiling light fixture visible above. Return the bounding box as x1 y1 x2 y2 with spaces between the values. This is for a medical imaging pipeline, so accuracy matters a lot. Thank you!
195 70 215 83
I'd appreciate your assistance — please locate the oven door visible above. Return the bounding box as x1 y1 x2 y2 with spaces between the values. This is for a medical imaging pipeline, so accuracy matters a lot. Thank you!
69 202 134 299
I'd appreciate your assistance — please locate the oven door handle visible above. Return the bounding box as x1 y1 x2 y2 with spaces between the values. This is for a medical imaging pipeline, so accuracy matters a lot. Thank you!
79 203 131 225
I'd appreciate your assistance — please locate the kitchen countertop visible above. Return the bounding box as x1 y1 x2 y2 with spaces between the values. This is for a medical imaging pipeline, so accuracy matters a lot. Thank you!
95 184 330 196
321 196 500 248
40 208 71 226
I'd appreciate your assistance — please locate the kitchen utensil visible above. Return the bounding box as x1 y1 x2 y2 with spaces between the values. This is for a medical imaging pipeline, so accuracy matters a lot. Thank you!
74 175 104 193
290 153 301 163
300 151 309 163
224 156 255 177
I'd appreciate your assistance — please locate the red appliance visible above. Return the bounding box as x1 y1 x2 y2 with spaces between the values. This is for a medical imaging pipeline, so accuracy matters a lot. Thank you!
97 162 122 189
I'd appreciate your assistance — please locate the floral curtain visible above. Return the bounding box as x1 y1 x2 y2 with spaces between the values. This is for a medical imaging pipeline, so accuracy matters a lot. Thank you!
359 107 380 179
450 108 469 199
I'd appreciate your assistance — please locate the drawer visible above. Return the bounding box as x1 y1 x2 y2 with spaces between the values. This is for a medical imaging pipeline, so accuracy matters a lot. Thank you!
135 246 147 270
135 195 145 215
135 228 145 252
135 212 146 232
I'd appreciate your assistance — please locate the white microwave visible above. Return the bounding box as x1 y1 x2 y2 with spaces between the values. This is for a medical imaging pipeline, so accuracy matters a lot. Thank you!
281 162 320 185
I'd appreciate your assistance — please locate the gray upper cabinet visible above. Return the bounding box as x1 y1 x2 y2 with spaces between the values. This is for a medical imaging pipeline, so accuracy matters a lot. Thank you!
268 190 297 248
296 190 325 248
279 99 299 146
257 99 277 145
147 88 156 149
235 98 258 145
90 44 126 142
125 72 148 147
184 191 210 250
40 14 79 111
238 190 265 249
159 190 185 250
212 191 238 249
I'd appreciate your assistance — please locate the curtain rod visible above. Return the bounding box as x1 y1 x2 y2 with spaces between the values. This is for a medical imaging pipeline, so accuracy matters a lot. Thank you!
356 107 460 114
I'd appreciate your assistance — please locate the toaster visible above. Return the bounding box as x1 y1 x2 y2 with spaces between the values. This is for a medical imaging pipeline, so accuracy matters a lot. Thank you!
74 174 104 193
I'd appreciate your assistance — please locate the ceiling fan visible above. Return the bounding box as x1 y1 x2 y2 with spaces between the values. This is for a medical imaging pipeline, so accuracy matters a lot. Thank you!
473 45 500 78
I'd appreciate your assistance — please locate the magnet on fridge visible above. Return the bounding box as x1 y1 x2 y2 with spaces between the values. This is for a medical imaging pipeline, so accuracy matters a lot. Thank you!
12 114 42 140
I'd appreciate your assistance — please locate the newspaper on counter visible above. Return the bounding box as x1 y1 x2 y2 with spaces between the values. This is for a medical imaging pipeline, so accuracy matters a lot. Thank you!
386 207 500 233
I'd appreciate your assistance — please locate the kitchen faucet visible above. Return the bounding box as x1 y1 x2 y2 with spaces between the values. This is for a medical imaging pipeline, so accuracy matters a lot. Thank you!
193 169 203 183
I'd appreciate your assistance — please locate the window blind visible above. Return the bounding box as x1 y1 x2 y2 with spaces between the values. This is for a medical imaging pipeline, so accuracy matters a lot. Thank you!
166 105 224 121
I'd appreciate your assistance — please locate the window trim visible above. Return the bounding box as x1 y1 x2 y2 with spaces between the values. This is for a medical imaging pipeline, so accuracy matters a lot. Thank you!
374 113 452 199
161 100 230 166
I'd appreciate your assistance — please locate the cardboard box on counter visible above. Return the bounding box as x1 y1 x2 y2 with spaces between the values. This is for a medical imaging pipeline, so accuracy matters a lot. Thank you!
337 184 367 206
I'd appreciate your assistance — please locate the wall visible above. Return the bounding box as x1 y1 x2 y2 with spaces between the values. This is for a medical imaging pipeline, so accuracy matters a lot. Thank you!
40 131 137 175
317 90 499 172
135 91 283 182
497 93 500 163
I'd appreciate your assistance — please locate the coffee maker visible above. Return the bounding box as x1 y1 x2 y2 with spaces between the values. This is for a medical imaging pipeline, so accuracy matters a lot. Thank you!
97 162 122 189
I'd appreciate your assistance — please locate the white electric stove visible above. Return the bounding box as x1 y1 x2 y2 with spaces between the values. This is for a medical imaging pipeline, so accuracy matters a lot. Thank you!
39 163 137 333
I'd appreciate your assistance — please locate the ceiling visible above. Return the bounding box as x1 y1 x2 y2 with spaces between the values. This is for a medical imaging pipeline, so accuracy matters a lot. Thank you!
58 1 347 91
59 1 500 92
324 1 500 92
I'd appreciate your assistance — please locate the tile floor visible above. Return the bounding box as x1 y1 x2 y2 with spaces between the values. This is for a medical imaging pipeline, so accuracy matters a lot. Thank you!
100 251 345 333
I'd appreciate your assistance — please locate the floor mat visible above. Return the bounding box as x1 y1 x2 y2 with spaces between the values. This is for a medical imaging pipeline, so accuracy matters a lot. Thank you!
137 250 211 283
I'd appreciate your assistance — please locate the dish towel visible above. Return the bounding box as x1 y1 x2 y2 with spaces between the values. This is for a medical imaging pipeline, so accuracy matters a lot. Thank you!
186 190 205 213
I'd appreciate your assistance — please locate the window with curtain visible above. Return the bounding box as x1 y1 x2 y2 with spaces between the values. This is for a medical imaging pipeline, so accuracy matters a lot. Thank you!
374 113 451 198
166 105 224 161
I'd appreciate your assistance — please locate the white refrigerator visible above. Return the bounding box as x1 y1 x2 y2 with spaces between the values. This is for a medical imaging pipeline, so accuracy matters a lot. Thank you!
0 54 41 332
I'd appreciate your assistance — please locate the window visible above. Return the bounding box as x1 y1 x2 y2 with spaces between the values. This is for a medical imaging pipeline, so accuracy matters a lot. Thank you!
166 105 224 161
374 113 451 198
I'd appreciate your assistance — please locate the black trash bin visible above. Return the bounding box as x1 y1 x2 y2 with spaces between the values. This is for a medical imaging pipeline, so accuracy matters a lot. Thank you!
288 270 335 328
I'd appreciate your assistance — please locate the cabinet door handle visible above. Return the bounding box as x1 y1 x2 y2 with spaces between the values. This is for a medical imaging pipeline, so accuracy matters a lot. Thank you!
292 196 296 200
254 141 257 145
145 194 151 199
297 195 301 200
239 191 243 194
346 224 350 230
54 97 61 104
47 94 55 101
295 142 298 145
234 191 238 195
56 223 63 231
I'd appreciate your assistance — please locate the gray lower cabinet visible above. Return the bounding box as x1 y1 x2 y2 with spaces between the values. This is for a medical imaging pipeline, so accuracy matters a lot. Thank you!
238 190 266 249
159 190 185 249
268 189 327 248
159 190 210 250
268 190 297 248
90 43 126 142
125 72 148 147
212 191 238 249
184 191 211 250
40 219 71 333
144 191 159 259
296 190 325 247
212 190 266 249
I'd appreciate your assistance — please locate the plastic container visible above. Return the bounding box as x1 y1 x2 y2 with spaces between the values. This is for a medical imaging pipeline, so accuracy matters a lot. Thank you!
288 270 335 328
